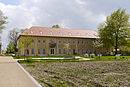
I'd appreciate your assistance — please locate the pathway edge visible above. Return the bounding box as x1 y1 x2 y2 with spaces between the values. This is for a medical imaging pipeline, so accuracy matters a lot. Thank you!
16 62 42 87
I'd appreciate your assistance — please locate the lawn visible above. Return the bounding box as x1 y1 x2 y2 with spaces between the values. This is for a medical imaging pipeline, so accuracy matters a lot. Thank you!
21 60 130 87
13 55 78 59
89 56 130 61
17 56 130 63
18 59 81 63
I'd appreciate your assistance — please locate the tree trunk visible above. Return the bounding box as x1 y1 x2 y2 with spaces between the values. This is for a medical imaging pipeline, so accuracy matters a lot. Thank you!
24 49 26 60
115 35 118 55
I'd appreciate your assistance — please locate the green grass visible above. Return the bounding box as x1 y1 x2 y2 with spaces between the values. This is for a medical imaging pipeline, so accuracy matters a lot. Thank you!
13 55 79 59
17 55 130 63
18 58 81 63
18 59 37 63
89 56 130 61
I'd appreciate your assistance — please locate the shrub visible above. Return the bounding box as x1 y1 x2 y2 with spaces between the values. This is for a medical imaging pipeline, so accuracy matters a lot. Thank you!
84 53 89 57
90 53 95 58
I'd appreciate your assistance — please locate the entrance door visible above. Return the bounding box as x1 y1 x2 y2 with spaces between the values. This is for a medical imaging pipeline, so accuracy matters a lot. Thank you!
50 49 55 55
73 49 75 55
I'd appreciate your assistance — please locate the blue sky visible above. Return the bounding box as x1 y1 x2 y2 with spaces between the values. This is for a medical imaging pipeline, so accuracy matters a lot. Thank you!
0 0 19 5
0 0 130 50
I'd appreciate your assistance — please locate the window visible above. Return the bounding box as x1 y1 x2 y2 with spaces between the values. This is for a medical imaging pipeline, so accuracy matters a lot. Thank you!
59 32 63 35
73 40 75 44
38 40 41 43
86 41 88 44
59 40 61 44
69 49 71 52
59 49 61 54
87 41 89 44
43 48 45 55
68 40 71 44
63 49 66 54
68 33 72 35
50 32 53 35
38 49 41 54
40 31 43 34
86 33 89 35
73 49 75 55
63 40 66 44
31 49 34 54
43 40 45 43
78 40 80 44
50 49 55 55
30 31 33 34
77 33 80 35
32 40 34 43
82 41 84 44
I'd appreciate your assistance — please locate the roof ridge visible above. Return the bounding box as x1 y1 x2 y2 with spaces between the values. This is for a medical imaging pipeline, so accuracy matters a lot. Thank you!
30 26 96 31
20 26 98 39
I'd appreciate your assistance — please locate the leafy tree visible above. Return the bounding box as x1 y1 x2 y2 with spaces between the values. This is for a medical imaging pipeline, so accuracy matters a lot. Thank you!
93 39 103 58
63 43 70 55
52 24 60 28
6 41 15 53
18 33 34 59
119 39 130 53
98 9 130 55
0 10 7 34
119 29 130 54
98 23 113 50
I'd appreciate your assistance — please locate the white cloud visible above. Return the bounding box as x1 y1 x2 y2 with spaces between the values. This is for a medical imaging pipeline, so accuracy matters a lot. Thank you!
0 0 129 50
75 0 86 5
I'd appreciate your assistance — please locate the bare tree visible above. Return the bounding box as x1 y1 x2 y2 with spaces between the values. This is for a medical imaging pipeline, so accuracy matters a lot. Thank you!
8 28 27 52
8 28 21 52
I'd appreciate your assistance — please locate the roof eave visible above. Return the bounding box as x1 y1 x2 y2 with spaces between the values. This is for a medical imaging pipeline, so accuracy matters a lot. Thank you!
19 35 98 39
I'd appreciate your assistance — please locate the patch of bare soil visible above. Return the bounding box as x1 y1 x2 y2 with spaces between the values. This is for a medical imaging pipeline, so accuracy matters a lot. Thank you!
22 61 130 87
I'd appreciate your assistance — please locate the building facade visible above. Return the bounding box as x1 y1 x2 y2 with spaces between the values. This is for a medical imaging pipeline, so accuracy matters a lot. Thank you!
18 27 98 56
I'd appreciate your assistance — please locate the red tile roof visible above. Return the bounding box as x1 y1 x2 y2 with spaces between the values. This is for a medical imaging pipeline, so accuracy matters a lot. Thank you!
21 26 98 38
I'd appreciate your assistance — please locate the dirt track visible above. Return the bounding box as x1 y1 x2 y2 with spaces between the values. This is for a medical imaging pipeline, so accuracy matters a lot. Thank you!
22 61 130 87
